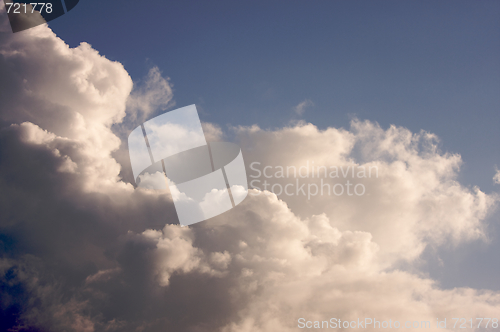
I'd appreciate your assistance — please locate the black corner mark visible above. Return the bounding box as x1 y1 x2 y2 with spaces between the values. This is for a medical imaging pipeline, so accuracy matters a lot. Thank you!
3 0 80 33
64 0 78 11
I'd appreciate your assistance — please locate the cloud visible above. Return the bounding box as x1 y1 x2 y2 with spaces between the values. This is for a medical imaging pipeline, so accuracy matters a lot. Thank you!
494 167 500 184
235 120 496 265
125 66 175 125
0 14 499 332
202 122 224 142
293 99 314 115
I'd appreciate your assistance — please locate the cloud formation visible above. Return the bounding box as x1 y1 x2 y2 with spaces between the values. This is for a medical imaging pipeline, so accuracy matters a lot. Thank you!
293 99 314 116
0 13 499 332
235 121 496 265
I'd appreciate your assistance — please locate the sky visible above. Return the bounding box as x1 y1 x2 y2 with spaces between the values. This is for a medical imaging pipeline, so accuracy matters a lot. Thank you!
47 0 500 191
0 1 499 331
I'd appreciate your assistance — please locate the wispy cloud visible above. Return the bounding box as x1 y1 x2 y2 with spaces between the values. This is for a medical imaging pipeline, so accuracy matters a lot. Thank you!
293 99 314 116
126 66 175 125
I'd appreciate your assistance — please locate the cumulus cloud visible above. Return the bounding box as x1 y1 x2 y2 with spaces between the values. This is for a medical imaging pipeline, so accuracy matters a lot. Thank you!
235 121 496 265
0 12 499 332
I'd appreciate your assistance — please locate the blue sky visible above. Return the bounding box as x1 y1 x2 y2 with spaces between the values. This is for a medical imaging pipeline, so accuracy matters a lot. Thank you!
49 0 500 193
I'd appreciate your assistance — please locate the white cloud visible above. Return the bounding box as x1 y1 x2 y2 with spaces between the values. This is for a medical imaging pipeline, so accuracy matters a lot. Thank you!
0 14 134 193
235 120 496 265
196 193 499 332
